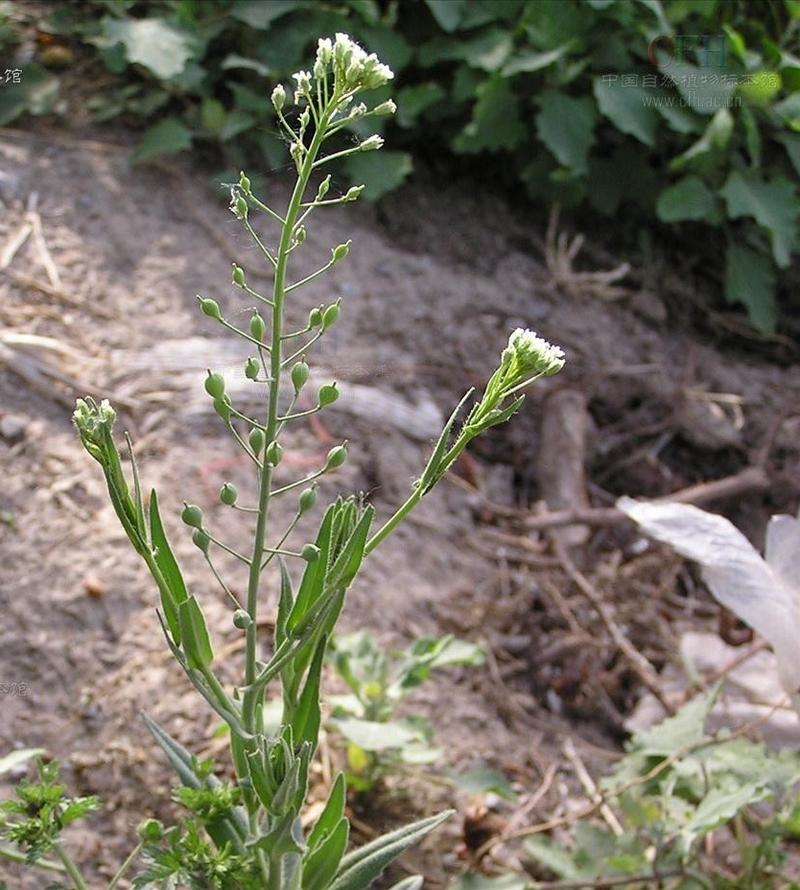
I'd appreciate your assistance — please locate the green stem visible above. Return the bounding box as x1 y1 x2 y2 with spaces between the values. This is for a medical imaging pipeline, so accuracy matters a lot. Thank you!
242 102 334 730
107 841 143 890
53 842 89 890
0 843 64 872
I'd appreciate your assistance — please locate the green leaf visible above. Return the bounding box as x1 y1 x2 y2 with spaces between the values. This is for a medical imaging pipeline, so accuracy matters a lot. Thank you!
454 77 525 153
740 103 761 167
329 811 452 890
656 176 717 222
725 243 777 334
670 107 733 171
0 748 44 776
0 63 59 126
679 783 769 853
148 489 187 642
525 835 584 880
131 118 192 165
450 876 530 890
424 0 467 31
396 83 446 128
291 636 326 750
342 150 412 201
308 773 347 850
738 70 782 105
451 766 517 801
303 817 349 890
661 58 736 115
418 27 512 71
720 171 798 268
220 53 271 77
230 0 299 27
593 79 658 146
536 90 597 176
502 41 574 76
332 717 420 751
778 133 800 177
178 596 214 669
102 17 194 80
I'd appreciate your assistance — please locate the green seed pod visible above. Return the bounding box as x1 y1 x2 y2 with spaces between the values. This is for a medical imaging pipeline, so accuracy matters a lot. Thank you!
291 360 310 393
219 482 238 506
295 225 306 244
182 503 204 529
200 297 222 320
192 529 210 554
318 382 339 407
232 264 246 287
138 818 164 842
298 487 317 514
213 397 232 422
265 440 283 466
238 171 251 193
205 371 225 399
235 195 248 219
308 307 323 328
331 241 350 264
250 312 266 342
322 303 340 331
245 356 260 380
233 609 252 629
249 427 265 456
325 444 347 470
301 543 321 563
316 175 331 200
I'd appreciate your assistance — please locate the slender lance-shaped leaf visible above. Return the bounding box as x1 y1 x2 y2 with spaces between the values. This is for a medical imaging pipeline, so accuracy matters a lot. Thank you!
329 810 453 890
288 504 335 632
149 488 188 642
307 772 346 850
303 817 349 890
179 595 214 669
291 635 326 750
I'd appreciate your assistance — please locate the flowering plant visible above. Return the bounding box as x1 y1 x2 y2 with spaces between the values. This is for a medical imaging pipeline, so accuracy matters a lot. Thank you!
1 34 563 888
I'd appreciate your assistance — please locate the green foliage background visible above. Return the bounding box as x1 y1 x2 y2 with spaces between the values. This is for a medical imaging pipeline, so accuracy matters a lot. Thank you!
2 0 800 332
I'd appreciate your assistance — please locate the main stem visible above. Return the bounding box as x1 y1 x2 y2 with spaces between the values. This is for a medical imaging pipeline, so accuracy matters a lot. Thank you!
53 842 89 890
242 108 333 731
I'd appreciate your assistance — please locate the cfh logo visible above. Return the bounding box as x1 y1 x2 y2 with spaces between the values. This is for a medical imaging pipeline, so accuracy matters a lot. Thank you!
648 34 728 69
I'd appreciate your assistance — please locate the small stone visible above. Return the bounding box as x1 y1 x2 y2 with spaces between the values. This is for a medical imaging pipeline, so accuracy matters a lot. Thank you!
0 414 28 442
84 575 107 599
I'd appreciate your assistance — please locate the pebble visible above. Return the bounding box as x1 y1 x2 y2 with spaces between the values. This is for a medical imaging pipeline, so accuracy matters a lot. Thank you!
0 414 28 442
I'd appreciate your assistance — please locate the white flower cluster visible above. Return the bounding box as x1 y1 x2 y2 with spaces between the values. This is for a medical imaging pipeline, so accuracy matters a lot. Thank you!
502 328 565 379
325 33 394 93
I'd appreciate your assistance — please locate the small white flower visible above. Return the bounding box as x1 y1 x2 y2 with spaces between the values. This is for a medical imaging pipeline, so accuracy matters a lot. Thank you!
271 84 286 112
619 499 800 700
359 135 384 152
504 328 565 378
372 99 397 116
292 69 313 95
316 37 333 66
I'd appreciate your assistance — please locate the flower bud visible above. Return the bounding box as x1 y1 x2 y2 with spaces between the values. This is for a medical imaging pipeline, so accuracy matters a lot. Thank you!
299 108 310 130
182 503 203 529
373 99 397 116
200 297 222 320
294 225 306 244
219 482 238 506
213 397 232 422
249 428 265 456
205 372 225 399
318 382 339 407
271 84 286 112
291 360 309 393
316 175 331 200
331 241 351 264
301 543 321 563
233 609 252 629
265 440 283 466
298 486 317 513
308 307 323 327
238 171 251 193
232 264 246 287
360 135 383 152
322 303 340 330
325 444 347 469
344 185 364 202
192 529 210 554
138 818 164 842
250 312 266 342
245 356 260 380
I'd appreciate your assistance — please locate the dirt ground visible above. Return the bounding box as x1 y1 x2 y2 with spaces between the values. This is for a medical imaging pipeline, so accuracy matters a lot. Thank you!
1 124 799 886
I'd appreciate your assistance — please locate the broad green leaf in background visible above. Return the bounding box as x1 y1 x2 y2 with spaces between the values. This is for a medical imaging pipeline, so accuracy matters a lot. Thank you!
454 77 525 152
536 90 597 175
778 132 800 176
395 83 446 128
230 0 300 28
502 41 574 76
451 766 517 801
775 92 800 130
725 242 777 333
418 27 513 72
102 17 195 80
740 103 761 166
341 150 412 200
720 171 799 268
332 717 420 751
670 107 733 171
738 70 782 105
593 79 659 146
660 58 736 114
131 117 193 165
656 176 717 222
678 783 770 854
424 0 467 32
0 63 59 126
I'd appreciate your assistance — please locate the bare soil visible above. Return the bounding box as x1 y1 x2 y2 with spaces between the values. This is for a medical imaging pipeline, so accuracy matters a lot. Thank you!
1 124 799 887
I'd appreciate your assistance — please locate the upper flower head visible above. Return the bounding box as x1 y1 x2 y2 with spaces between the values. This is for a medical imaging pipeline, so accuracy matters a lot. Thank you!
502 328 565 379
73 397 116 460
